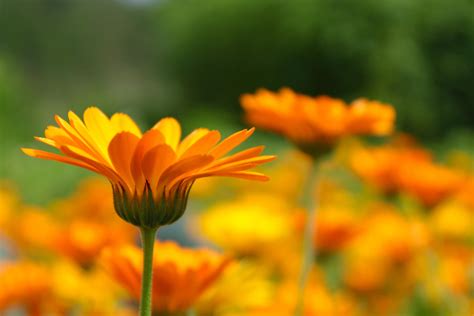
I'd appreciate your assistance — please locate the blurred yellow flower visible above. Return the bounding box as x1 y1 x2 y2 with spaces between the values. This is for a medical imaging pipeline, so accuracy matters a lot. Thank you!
196 261 275 315
199 194 294 255
241 88 395 152
50 260 123 314
23 107 274 228
430 202 473 242
101 240 231 312
248 281 357 316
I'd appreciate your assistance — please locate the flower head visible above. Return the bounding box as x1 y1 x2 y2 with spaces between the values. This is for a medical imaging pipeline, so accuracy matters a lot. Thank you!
241 88 395 154
22 107 275 228
0 261 52 312
100 241 231 312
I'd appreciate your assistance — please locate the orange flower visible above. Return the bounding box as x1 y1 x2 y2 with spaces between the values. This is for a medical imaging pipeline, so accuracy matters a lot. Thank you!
351 142 466 206
22 107 274 228
0 262 52 313
100 241 231 312
241 88 395 152
313 207 360 252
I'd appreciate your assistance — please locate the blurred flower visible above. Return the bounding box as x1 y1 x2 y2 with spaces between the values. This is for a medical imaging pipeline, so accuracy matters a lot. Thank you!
50 259 123 315
0 261 52 313
54 219 135 265
313 207 360 252
248 280 357 316
430 201 473 243
199 194 294 255
101 240 231 312
241 88 395 153
350 142 430 193
350 142 466 206
23 107 274 228
51 178 117 221
196 261 275 315
344 210 430 292
0 184 19 231
397 160 466 206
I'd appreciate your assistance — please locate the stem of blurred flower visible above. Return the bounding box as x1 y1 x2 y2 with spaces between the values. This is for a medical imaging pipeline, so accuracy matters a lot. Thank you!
294 160 320 316
139 227 158 316
186 308 196 316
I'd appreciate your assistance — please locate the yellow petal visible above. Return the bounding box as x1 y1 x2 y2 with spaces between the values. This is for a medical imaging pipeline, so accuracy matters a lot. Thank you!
83 107 115 152
152 117 181 150
110 113 142 137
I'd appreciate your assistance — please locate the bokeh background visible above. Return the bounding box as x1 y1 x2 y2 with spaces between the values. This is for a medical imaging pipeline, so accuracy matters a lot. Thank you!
1 0 473 204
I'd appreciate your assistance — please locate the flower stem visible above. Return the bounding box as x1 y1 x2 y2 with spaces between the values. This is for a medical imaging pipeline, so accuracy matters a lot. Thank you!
295 161 320 316
139 227 158 316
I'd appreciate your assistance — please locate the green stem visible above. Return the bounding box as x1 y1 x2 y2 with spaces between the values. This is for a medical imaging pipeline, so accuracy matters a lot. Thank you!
139 227 158 316
295 161 320 316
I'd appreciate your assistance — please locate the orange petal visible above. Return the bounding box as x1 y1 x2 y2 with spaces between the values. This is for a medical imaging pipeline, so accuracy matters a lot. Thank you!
196 171 270 181
209 128 254 158
177 128 210 156
141 144 177 190
60 145 123 186
152 117 181 150
21 148 99 173
108 132 140 191
180 130 221 159
159 155 214 190
131 129 165 190
208 146 265 169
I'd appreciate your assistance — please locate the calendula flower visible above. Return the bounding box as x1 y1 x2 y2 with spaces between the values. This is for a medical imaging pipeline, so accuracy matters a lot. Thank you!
50 260 123 314
241 88 395 154
343 210 430 292
350 142 430 193
22 107 275 229
100 240 231 313
0 261 52 313
351 142 466 206
249 281 357 316
199 194 294 255
430 202 473 243
196 261 275 315
312 207 360 252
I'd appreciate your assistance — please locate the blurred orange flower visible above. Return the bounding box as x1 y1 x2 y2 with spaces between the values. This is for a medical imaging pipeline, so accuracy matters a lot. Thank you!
241 88 395 151
101 241 231 312
344 210 430 292
351 142 466 206
0 262 52 313
23 107 274 227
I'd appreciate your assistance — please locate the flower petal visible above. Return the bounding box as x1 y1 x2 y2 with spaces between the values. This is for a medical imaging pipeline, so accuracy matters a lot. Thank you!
110 113 142 137
209 128 254 158
141 144 177 190
152 117 181 150
108 132 141 191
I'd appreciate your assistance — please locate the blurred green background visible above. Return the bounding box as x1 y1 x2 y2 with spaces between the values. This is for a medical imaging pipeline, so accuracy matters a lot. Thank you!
1 0 473 203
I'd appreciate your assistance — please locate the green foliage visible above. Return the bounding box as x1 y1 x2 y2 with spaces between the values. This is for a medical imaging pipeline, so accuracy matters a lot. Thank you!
153 0 474 139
